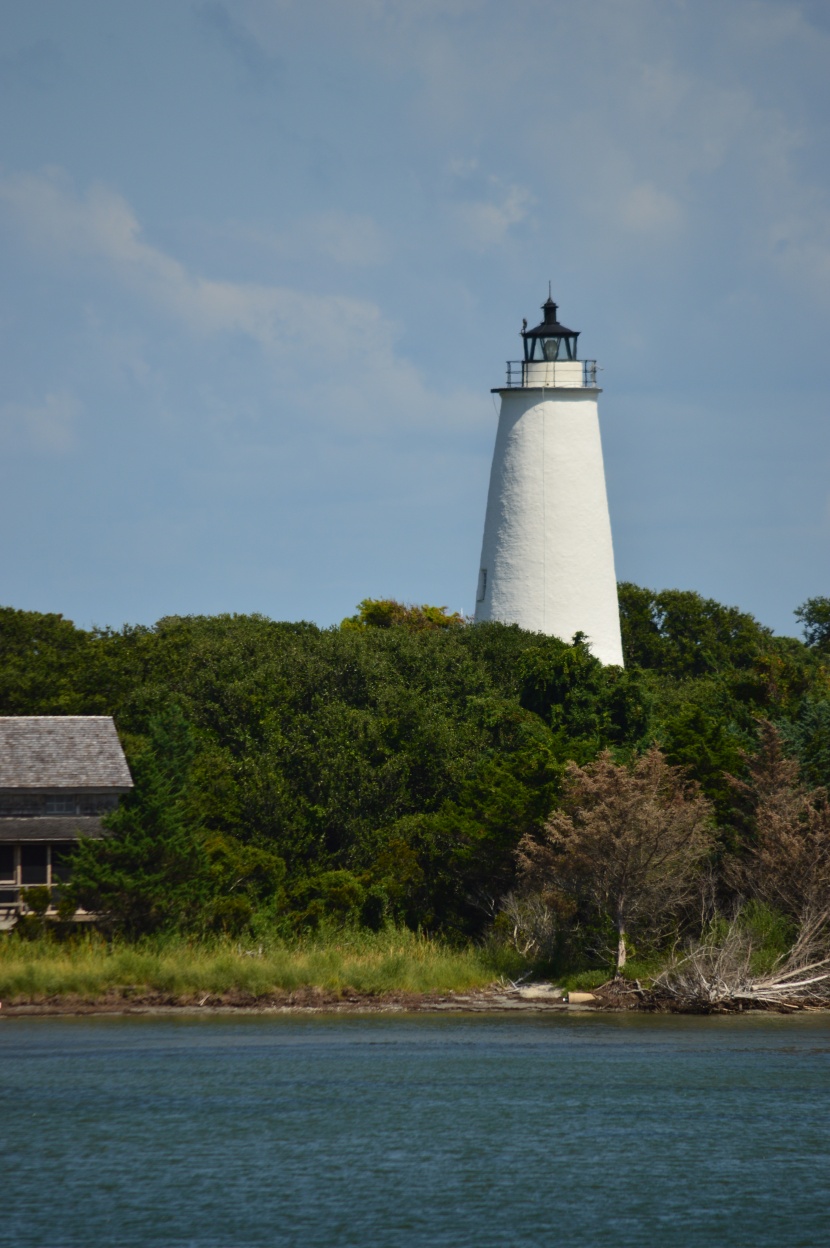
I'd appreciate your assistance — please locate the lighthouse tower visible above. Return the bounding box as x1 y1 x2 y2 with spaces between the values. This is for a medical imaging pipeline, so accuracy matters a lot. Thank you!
474 292 624 666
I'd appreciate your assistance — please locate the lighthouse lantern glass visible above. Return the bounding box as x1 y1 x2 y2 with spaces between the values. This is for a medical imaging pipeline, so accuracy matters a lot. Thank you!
540 336 575 361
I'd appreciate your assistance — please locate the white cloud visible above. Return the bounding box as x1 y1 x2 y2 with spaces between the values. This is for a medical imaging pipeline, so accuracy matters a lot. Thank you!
448 156 479 178
301 212 388 267
764 205 830 294
0 169 388 353
229 0 826 293
619 183 683 234
1 391 78 453
227 211 389 269
454 183 533 250
0 168 485 435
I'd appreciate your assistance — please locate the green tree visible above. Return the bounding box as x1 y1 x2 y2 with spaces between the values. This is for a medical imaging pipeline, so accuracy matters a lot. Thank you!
341 599 465 631
2 586 820 941
618 584 772 678
288 869 368 929
68 706 210 934
780 698 830 790
203 833 286 933
658 692 751 825
518 634 651 754
795 597 830 654
0 608 91 713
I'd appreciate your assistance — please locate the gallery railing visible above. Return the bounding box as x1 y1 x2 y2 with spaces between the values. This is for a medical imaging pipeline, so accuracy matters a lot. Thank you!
502 360 598 388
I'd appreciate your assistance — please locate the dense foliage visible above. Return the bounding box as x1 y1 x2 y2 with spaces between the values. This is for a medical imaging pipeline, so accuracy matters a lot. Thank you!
2 587 829 948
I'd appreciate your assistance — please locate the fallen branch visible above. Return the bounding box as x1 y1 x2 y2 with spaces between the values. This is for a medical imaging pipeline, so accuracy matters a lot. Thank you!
653 909 830 1010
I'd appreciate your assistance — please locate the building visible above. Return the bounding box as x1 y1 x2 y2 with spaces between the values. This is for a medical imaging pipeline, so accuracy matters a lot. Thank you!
0 716 133 927
474 292 624 666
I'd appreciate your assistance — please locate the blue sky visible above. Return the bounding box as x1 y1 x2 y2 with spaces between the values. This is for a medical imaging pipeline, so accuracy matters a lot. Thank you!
1 0 828 637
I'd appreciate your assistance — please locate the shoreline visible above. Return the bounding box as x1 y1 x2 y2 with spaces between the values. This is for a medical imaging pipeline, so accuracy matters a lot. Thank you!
0 985 583 1018
3 982 827 1018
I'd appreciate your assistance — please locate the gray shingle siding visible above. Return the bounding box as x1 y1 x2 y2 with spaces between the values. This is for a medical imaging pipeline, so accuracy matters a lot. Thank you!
0 816 106 842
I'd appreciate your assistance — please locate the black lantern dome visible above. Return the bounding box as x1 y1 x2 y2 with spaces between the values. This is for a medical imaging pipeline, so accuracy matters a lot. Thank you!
522 295 580 363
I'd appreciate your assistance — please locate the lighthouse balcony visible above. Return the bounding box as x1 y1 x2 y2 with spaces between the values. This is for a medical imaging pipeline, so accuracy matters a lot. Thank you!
504 360 598 388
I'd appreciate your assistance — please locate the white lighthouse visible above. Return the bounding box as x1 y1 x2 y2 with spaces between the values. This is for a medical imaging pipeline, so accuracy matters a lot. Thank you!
474 292 624 666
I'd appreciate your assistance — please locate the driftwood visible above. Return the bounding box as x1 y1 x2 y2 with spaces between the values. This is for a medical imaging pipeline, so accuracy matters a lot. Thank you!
652 909 830 1011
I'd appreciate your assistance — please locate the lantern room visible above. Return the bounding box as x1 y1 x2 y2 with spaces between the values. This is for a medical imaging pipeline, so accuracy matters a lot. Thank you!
522 296 580 362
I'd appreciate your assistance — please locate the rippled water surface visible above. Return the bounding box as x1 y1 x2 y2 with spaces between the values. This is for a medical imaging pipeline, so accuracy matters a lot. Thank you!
2 1011 829 1247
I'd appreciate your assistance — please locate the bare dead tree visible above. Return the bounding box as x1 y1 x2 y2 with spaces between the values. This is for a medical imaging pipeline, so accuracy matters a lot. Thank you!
517 747 714 975
498 891 559 959
654 907 830 1010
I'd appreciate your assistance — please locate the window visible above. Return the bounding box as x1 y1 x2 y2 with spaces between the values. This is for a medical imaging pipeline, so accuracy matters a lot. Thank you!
21 844 48 885
0 844 76 910
0 845 16 904
0 845 14 882
477 568 487 603
46 796 79 815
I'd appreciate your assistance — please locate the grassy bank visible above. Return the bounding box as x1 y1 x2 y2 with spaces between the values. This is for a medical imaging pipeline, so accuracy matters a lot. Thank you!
0 927 511 1004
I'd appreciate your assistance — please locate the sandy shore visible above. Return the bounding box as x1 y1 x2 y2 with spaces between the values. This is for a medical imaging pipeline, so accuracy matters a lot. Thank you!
3 979 824 1018
0 983 603 1018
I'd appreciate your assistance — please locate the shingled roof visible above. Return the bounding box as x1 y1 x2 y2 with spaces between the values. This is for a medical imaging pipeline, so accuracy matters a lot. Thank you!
0 717 133 790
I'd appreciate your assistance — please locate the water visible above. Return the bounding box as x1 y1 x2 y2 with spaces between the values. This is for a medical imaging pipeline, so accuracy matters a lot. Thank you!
1 1012 829 1248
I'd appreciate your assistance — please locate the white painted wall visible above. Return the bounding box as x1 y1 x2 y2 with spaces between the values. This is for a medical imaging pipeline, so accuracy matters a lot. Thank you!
475 385 624 667
521 360 584 387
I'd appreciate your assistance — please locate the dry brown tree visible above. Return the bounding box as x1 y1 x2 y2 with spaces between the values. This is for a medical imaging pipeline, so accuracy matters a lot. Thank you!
728 721 830 920
517 747 714 975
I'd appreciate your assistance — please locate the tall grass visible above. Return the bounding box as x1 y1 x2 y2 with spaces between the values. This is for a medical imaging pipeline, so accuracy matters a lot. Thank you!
0 926 502 1003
